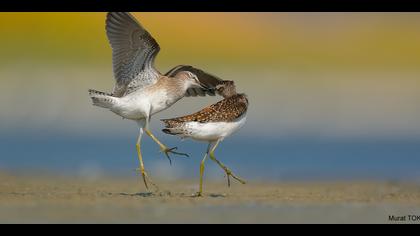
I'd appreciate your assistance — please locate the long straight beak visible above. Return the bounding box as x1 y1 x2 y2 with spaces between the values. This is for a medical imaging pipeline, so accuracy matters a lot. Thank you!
198 82 210 90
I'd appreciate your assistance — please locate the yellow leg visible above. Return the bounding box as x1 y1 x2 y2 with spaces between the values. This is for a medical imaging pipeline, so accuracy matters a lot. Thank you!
144 128 189 165
196 143 211 197
144 129 166 148
135 128 158 191
197 153 208 197
209 140 246 187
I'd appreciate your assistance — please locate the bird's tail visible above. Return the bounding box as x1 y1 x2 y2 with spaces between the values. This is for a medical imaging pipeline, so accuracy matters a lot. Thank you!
161 119 185 136
162 128 178 135
88 89 117 109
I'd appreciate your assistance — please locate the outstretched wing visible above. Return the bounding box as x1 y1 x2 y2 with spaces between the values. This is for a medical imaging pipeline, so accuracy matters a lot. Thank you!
106 12 160 97
165 65 223 97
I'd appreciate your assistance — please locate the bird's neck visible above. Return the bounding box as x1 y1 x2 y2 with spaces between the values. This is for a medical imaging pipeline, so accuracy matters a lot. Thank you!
162 77 190 98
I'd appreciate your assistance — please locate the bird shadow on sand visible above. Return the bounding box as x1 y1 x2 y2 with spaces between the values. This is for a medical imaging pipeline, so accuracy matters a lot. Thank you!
207 193 227 198
107 191 227 198
117 192 156 197
112 191 172 198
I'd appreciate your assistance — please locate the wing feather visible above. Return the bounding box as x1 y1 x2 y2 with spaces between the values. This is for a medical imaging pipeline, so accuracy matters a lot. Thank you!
164 65 223 97
106 12 160 97
162 94 248 124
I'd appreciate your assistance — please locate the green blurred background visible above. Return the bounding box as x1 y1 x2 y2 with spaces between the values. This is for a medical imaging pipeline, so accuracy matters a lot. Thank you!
1 13 420 181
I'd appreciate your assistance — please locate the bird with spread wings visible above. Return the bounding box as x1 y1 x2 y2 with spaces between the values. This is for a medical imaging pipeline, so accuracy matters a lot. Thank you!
89 12 225 190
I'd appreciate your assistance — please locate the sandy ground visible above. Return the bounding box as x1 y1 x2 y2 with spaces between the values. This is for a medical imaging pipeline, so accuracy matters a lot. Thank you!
1 173 420 223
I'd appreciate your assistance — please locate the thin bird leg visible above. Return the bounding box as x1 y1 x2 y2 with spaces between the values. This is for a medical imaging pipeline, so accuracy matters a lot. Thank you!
135 128 158 191
209 140 246 187
144 129 189 165
195 143 212 197
143 113 188 164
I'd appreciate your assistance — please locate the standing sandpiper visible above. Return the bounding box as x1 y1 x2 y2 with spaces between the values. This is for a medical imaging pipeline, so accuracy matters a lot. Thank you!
161 80 248 196
89 12 223 190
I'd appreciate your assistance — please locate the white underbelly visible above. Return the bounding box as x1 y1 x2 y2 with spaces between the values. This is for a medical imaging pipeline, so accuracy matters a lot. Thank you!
111 95 150 120
150 95 178 115
110 98 148 119
183 115 247 141
110 89 175 120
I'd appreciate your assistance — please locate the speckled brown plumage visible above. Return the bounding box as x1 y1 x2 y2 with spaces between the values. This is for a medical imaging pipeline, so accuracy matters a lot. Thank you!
162 93 248 129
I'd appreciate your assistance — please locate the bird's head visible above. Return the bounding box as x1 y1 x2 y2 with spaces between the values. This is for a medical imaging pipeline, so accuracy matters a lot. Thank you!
216 80 237 98
176 71 207 90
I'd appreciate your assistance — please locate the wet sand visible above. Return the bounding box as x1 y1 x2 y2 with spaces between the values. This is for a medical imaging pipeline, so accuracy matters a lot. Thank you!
1 173 420 223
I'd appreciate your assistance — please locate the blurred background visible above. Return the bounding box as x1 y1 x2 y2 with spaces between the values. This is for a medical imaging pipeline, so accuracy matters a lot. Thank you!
1 12 420 182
